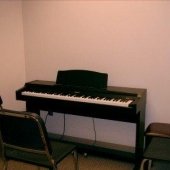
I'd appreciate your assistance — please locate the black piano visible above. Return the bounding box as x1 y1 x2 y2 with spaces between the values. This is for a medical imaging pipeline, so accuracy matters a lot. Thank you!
16 70 147 168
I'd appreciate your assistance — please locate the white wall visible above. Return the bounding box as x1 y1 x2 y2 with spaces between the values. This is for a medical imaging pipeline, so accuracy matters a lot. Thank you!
1 1 170 147
0 1 25 110
22 1 170 146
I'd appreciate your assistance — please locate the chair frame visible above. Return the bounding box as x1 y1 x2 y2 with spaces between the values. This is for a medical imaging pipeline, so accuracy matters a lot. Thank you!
140 122 170 170
0 108 78 170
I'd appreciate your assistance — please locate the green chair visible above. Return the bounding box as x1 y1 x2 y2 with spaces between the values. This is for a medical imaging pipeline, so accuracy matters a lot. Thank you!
0 98 78 170
140 122 170 170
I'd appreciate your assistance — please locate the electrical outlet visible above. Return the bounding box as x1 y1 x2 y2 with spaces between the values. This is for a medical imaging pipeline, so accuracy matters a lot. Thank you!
48 111 53 116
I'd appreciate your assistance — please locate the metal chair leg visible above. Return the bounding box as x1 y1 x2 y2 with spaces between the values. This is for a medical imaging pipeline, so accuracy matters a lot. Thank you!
140 159 152 170
72 150 79 170
3 159 8 170
148 160 152 170
37 165 41 170
49 162 58 170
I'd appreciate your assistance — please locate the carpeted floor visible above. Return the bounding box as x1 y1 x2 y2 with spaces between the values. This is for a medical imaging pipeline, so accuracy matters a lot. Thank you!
0 154 134 170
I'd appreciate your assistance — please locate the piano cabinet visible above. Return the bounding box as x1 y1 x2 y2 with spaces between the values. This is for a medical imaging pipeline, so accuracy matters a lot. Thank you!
16 80 146 169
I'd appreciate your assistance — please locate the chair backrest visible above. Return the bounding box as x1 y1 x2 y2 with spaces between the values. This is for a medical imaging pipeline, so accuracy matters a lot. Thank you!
0 109 52 154
0 96 2 109
0 96 2 105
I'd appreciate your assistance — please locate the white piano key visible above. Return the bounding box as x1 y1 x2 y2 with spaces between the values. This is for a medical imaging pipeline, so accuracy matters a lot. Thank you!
22 91 133 107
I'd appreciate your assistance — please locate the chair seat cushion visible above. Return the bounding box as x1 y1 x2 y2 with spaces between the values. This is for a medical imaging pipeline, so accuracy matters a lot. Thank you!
144 137 170 161
50 140 76 163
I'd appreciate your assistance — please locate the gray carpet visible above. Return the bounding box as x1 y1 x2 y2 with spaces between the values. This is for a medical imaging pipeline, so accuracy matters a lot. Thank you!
0 154 134 170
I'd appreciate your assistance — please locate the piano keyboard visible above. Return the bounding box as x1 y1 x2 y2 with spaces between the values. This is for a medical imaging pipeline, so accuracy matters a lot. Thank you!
21 91 133 107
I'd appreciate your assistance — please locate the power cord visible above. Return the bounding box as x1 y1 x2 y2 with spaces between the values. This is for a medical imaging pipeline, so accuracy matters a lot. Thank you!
84 118 97 157
92 117 97 146
44 112 49 124
60 113 66 140
44 112 66 141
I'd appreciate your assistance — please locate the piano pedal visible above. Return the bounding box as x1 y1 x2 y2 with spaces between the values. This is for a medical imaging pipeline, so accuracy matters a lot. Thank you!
83 152 88 157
